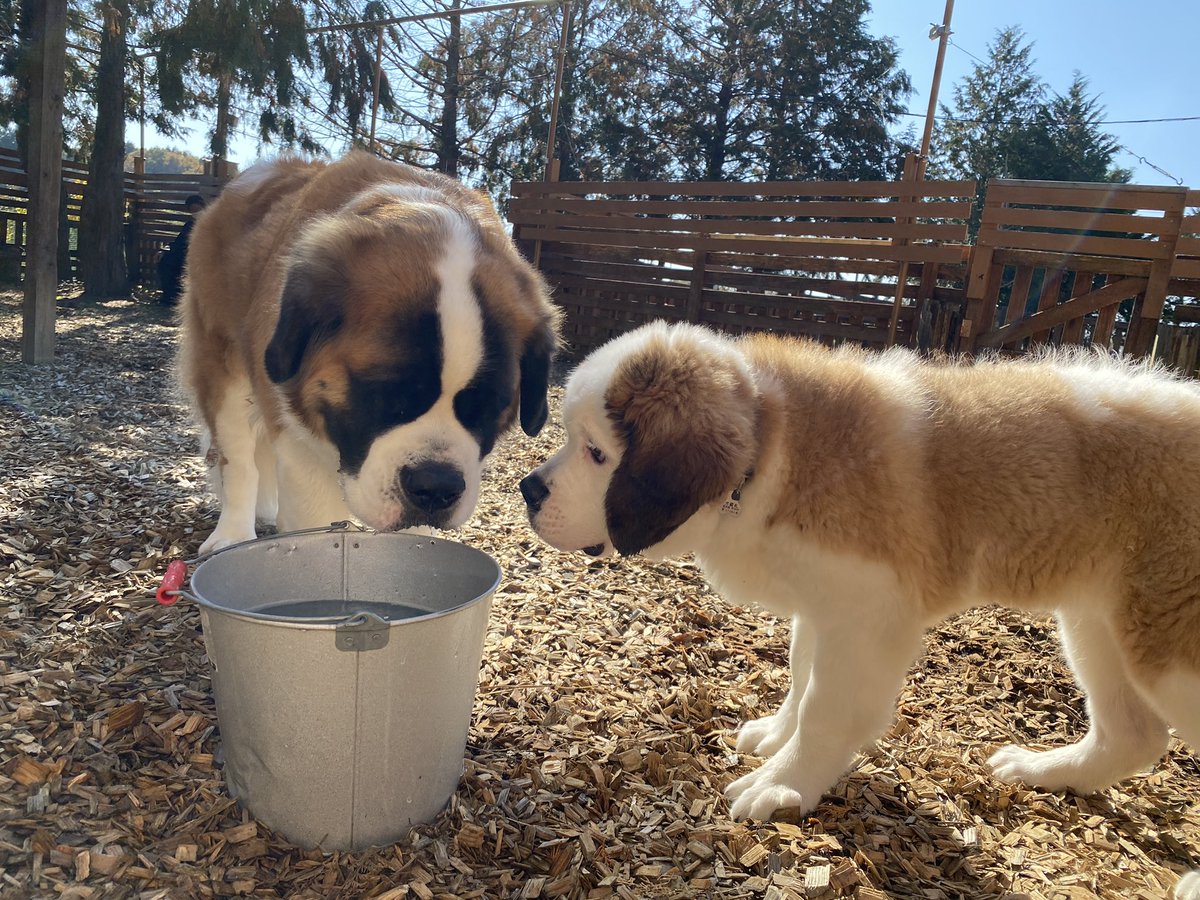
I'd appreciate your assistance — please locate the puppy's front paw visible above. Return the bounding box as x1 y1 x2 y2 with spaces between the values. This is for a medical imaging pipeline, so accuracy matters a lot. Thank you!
725 766 811 821
199 527 257 556
736 714 794 758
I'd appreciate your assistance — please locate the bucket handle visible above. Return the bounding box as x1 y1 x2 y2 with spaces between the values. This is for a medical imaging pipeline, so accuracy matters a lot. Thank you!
155 521 370 606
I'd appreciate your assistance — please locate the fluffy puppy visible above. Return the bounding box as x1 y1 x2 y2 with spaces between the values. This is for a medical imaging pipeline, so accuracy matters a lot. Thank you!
178 152 558 554
521 321 1200 899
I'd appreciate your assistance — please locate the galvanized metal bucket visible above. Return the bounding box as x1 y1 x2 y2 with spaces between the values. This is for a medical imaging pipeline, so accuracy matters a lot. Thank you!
167 526 500 850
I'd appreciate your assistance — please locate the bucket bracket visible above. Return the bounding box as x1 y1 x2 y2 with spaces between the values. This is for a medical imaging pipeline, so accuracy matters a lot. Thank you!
335 612 391 652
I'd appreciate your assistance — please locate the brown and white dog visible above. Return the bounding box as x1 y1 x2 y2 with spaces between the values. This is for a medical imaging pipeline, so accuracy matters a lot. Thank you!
179 151 558 554
520 321 1200 898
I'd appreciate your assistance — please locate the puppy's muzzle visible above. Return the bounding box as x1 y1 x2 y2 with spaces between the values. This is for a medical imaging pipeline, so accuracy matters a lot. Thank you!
519 472 550 513
400 462 465 514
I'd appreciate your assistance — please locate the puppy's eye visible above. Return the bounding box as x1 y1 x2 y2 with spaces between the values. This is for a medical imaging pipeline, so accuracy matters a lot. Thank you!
587 443 606 465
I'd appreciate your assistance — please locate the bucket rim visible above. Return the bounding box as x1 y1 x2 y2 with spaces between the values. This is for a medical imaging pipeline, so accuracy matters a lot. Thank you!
188 527 502 629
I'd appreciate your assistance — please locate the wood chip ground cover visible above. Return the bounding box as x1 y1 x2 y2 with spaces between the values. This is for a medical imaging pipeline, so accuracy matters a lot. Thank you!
0 289 1196 899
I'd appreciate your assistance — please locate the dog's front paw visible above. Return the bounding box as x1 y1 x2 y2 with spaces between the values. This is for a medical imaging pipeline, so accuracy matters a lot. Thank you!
988 743 1059 786
988 742 1113 794
725 765 812 820
1174 870 1200 900
199 527 257 556
736 714 794 758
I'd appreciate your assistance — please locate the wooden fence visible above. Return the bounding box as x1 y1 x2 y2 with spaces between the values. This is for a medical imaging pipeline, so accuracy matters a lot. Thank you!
509 176 976 354
4 151 1200 372
0 147 227 287
510 176 1200 369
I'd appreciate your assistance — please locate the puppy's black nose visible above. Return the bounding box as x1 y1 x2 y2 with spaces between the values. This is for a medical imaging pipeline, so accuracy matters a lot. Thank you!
520 472 550 513
400 462 465 514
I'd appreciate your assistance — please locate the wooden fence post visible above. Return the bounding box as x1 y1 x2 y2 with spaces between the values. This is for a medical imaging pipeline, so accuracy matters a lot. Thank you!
686 247 708 323
1124 187 1187 358
886 153 922 347
126 154 144 285
22 0 67 364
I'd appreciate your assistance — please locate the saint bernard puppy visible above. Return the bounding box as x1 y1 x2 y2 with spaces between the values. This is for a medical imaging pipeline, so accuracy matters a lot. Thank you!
178 151 558 554
521 321 1200 899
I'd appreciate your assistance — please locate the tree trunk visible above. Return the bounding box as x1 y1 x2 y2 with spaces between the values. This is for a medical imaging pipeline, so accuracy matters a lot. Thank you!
437 0 461 177
212 71 233 160
78 0 130 299
704 75 733 181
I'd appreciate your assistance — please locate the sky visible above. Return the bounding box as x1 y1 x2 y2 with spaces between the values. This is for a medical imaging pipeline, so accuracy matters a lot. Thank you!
866 0 1199 188
129 0 1200 189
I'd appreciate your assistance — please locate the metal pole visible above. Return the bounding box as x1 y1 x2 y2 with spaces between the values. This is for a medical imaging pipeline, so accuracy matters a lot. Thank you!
886 1 954 348
919 0 954 167
532 0 570 268
544 0 570 182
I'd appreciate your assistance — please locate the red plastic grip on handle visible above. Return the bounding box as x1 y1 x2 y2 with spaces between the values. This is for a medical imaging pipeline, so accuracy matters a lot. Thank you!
156 559 188 605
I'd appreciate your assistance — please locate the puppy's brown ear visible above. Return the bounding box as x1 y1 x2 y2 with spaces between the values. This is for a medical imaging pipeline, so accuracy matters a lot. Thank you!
264 263 345 383
604 329 757 556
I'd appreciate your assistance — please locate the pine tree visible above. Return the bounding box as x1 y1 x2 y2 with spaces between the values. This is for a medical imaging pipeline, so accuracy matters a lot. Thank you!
933 26 1044 235
153 0 313 158
1007 73 1131 184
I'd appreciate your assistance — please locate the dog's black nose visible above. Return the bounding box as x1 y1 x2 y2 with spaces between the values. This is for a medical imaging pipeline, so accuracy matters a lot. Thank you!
400 462 465 514
520 472 550 513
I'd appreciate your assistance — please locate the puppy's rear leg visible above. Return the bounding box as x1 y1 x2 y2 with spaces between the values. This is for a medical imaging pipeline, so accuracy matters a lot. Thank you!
737 615 814 756
198 382 261 555
989 612 1169 793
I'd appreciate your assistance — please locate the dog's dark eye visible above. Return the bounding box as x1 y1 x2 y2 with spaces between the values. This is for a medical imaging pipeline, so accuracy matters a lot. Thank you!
587 443 606 465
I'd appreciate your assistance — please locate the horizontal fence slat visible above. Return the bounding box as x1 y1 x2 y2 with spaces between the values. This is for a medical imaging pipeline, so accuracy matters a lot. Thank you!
523 227 970 263
985 180 1188 211
988 248 1152 277
513 210 966 242
978 225 1172 260
512 179 977 199
984 205 1172 236
510 196 974 219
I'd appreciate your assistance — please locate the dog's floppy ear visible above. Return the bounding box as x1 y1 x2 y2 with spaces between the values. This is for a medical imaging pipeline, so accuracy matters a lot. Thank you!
264 263 345 383
603 328 757 555
518 318 557 436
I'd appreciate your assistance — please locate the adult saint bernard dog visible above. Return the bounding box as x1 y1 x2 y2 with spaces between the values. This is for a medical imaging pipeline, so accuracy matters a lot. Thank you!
179 152 558 554
521 321 1200 898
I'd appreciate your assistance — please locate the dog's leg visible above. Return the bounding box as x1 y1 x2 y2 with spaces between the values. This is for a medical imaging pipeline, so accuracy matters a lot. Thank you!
274 431 351 532
254 433 279 526
737 615 814 756
989 612 1169 793
725 613 922 820
198 382 261 555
